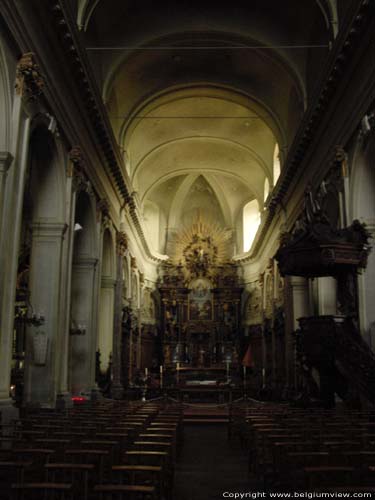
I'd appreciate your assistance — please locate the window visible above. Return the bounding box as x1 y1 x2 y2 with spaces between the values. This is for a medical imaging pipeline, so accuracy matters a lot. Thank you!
273 143 281 184
243 199 261 252
264 178 270 202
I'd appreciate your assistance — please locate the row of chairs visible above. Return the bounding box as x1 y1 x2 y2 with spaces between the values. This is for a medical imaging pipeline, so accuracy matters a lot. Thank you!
0 398 184 499
229 401 375 491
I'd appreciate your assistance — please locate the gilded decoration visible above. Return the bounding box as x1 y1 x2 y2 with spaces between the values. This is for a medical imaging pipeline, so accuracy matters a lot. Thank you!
171 213 232 281
15 52 44 101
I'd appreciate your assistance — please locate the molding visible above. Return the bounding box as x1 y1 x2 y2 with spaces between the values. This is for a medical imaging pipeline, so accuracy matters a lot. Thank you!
239 0 374 262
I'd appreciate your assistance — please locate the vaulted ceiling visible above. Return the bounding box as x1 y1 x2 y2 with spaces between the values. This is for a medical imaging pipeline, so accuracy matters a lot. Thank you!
74 0 338 255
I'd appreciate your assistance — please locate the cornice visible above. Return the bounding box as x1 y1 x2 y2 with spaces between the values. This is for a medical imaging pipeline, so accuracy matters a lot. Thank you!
49 1 163 263
243 0 374 262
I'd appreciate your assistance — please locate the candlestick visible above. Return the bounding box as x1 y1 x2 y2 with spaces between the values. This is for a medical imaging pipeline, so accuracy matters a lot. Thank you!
160 365 163 389
243 366 246 379
176 362 180 386
145 367 148 377
226 360 230 382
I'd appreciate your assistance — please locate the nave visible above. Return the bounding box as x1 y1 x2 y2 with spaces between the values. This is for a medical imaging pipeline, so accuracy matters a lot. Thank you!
3 399 375 498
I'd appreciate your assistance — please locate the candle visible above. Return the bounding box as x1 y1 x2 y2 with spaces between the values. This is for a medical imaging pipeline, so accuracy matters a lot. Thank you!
145 367 148 377
243 366 246 379
176 362 180 385
160 365 163 389
226 360 230 382
160 365 163 374
262 367 265 388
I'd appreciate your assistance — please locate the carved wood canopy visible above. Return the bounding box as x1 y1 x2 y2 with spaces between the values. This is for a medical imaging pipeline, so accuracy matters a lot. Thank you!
275 187 371 278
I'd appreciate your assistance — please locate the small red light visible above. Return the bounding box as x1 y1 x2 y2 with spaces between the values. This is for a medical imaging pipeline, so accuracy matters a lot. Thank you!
72 396 86 402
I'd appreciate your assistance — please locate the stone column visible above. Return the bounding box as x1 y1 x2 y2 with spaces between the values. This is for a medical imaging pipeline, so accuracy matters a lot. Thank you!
0 152 13 406
285 276 310 389
111 232 127 399
57 174 75 397
70 257 98 395
98 277 116 370
23 222 66 405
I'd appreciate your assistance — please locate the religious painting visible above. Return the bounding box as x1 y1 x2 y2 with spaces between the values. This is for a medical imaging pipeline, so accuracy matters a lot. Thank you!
188 278 213 321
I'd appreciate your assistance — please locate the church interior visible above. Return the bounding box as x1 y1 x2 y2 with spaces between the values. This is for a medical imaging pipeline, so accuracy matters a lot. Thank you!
0 0 374 497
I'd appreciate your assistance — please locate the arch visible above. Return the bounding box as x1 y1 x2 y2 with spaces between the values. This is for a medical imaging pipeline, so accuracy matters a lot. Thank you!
77 0 100 31
70 189 99 394
167 173 232 229
121 84 287 160
143 167 263 207
21 125 67 404
315 0 339 38
132 136 271 186
104 33 307 125
28 126 65 223
73 191 97 259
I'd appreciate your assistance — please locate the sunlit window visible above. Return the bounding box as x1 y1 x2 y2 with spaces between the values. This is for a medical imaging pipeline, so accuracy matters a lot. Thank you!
264 178 270 202
243 199 261 252
273 143 281 184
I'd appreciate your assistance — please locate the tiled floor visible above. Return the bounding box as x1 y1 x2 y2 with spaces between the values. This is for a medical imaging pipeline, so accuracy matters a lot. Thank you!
174 425 255 500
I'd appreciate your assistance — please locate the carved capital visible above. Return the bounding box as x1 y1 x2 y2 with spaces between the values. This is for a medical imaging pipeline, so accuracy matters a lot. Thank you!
131 256 137 270
334 145 348 178
116 231 128 256
68 146 85 173
69 146 94 195
15 53 44 101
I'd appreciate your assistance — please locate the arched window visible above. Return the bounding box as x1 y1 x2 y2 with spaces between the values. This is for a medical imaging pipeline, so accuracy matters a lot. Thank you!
243 199 261 252
143 200 160 252
273 143 281 184
264 178 270 203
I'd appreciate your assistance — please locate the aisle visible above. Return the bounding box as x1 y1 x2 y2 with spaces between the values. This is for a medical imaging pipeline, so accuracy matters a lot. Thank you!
174 425 252 500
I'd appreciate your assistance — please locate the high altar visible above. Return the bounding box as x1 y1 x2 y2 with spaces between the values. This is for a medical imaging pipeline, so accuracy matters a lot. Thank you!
158 217 243 390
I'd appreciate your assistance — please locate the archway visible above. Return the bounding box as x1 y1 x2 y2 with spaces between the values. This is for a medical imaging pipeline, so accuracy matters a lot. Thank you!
21 126 66 405
69 190 99 395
